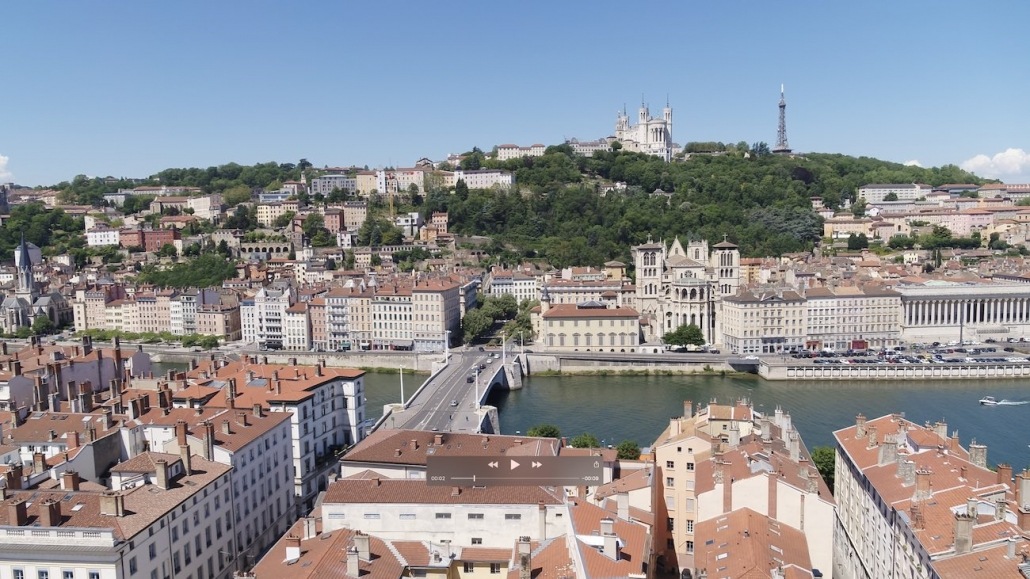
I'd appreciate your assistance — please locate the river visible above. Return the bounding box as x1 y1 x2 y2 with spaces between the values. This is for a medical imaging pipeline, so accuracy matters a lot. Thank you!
364 372 1030 470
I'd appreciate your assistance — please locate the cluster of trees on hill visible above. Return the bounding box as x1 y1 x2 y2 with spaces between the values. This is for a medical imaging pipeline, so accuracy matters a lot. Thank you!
31 146 989 268
0 203 84 258
419 146 986 265
136 253 238 288
53 161 312 206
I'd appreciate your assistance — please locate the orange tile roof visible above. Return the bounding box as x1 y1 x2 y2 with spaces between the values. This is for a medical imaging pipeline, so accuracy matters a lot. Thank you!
251 515 404 579
324 471 565 506
694 508 814 578
569 498 650 578
343 429 559 466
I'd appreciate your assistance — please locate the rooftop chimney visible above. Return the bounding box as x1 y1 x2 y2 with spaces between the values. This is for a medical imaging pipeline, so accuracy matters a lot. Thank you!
347 547 359 577
518 536 532 579
354 531 370 560
998 464 1013 488
222 419 232 435
411 439 418 451
285 535 302 563
32 452 46 474
433 433 443 446
252 403 263 418
7 498 27 526
954 510 975 555
683 400 693 419
236 411 248 427
303 516 317 540
914 468 932 501
203 421 215 460
934 420 948 440
39 498 62 527
995 495 1008 522
969 439 988 469
179 445 192 476
3 464 22 491
175 419 188 446
99 491 125 517
600 517 619 560
617 492 629 521
866 425 878 448
1018 469 1030 509
855 413 867 439
61 470 80 491
155 459 170 490
878 435 898 465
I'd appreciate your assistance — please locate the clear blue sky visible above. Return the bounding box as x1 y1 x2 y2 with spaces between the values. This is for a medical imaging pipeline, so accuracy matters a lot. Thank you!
2 1 1029 186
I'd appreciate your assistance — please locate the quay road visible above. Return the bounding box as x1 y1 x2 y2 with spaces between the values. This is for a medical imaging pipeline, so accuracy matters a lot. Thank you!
387 350 502 433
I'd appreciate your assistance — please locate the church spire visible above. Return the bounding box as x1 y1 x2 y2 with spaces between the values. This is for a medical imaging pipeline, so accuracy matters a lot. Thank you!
16 233 34 295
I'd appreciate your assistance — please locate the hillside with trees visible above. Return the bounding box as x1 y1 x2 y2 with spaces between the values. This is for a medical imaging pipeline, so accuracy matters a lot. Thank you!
33 147 987 268
424 146 987 265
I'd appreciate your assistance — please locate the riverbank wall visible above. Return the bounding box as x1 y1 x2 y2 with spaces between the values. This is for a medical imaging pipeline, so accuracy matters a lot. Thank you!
525 353 734 375
151 350 438 373
759 361 1030 381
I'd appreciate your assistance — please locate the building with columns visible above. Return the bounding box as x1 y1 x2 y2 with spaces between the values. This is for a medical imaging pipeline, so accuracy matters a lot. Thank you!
896 282 1030 343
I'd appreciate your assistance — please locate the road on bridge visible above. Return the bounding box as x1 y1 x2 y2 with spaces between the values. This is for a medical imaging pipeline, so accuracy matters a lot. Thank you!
391 349 503 432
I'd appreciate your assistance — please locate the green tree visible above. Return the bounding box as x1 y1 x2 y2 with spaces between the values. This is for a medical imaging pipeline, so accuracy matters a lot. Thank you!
527 424 561 438
811 446 835 492
847 233 869 250
344 249 355 270
222 185 252 207
616 440 641 460
31 316 54 336
883 192 899 201
311 229 335 247
157 243 178 258
851 198 868 217
663 323 705 347
273 211 296 228
325 258 337 270
569 433 601 448
461 309 493 344
302 213 325 239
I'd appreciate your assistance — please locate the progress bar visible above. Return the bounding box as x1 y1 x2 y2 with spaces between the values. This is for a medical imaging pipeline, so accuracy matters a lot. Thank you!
427 456 603 487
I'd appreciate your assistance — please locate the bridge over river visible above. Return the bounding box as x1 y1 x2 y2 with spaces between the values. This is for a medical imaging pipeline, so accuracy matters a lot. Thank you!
372 348 524 434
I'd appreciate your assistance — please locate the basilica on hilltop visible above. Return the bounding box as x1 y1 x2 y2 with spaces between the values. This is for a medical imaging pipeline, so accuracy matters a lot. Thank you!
614 101 675 162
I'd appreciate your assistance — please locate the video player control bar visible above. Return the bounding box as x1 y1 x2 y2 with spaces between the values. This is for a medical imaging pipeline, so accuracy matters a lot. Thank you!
427 456 603 487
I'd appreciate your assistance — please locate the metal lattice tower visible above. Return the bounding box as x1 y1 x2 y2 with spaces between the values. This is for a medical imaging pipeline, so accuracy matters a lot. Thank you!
773 84 792 154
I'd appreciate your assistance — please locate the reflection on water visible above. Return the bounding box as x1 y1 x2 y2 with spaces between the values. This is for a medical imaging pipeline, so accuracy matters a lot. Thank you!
366 371 1030 470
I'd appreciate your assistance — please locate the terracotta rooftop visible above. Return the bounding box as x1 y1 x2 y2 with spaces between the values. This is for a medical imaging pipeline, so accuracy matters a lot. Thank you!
251 515 404 579
324 471 565 506
505 537 574 579
185 358 364 409
569 498 650 578
0 453 229 541
343 429 559 467
541 304 639 319
694 507 814 578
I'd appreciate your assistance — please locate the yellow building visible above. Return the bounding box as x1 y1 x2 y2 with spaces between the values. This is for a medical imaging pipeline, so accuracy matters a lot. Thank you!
535 294 640 352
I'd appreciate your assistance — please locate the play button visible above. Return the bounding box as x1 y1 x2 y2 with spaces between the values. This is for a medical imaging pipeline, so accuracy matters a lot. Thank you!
510 460 521 470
